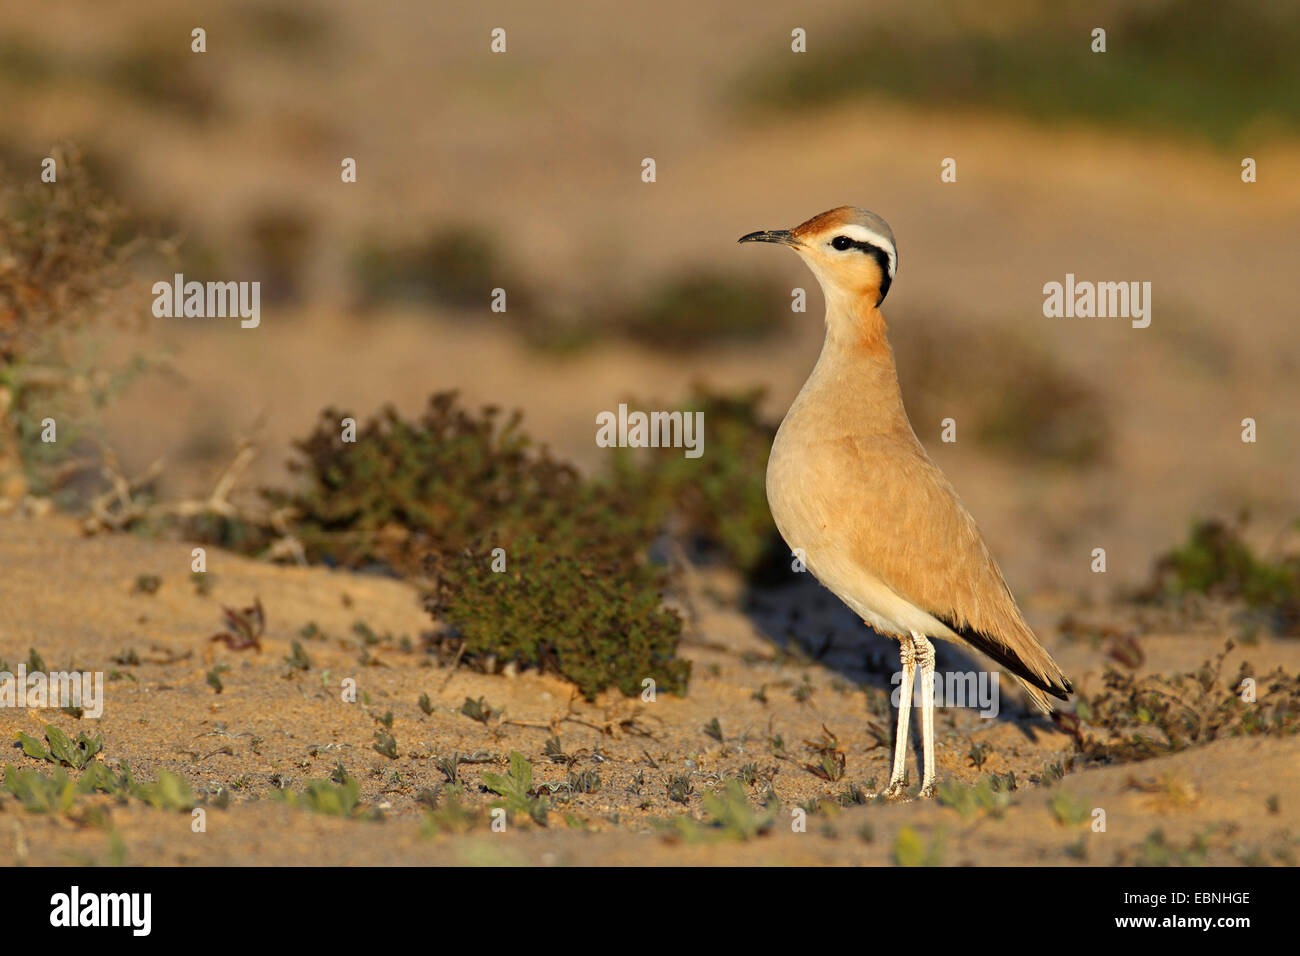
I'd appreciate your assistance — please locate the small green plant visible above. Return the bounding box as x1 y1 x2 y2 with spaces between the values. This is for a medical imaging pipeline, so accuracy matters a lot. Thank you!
460 696 495 724
16 724 102 770
990 771 1017 792
667 774 693 804
418 692 434 715
702 717 724 742
132 573 161 595
135 770 195 812
1037 761 1066 787
838 782 868 806
673 779 776 842
276 775 368 818
284 640 311 671
4 761 199 815
1048 791 1092 827
1134 827 1211 867
421 796 481 836
892 826 945 867
567 769 601 794
802 726 846 782
372 730 398 759
481 752 548 825
936 777 1011 820
792 678 815 705
436 754 462 785
206 664 229 694
4 764 77 813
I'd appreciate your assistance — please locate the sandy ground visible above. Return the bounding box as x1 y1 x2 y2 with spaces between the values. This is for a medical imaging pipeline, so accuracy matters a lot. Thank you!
1 518 1296 865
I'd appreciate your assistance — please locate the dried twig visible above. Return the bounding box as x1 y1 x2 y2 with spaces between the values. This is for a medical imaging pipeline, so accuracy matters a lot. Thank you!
82 441 305 564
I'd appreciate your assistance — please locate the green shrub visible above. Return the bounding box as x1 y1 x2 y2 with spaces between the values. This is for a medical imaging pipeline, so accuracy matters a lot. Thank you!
273 392 689 699
351 225 504 310
893 320 1110 467
101 30 219 120
0 145 144 508
1144 517 1300 635
269 392 657 574
427 536 688 701
613 385 789 582
742 0 1300 145
1062 641 1300 763
615 272 787 350
350 227 786 353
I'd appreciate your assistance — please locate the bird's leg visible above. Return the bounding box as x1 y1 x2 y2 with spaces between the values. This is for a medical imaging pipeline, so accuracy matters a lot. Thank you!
884 634 916 798
912 632 937 798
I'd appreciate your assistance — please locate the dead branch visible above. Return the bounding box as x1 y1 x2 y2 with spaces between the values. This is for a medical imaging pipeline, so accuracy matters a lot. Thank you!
82 440 305 564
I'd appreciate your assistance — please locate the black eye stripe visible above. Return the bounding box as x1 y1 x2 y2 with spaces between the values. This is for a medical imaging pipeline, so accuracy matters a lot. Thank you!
830 236 895 305
831 236 892 266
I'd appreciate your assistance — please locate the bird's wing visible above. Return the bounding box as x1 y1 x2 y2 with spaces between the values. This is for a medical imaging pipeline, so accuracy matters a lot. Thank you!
832 433 1071 704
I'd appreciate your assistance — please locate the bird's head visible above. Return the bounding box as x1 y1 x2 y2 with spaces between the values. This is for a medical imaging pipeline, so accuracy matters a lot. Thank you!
739 206 897 309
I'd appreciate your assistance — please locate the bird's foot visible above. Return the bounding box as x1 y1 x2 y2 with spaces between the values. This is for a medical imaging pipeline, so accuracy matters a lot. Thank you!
883 779 909 800
918 782 936 800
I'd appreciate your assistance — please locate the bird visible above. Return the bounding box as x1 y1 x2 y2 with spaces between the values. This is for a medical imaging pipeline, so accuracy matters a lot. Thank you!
739 206 1072 798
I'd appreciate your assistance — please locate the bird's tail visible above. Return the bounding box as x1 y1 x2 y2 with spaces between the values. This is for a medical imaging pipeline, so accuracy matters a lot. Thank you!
943 617 1073 715
1016 674 1067 715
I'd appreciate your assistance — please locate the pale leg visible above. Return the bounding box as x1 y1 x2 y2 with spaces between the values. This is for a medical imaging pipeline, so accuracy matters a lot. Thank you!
913 632 937 798
884 635 916 798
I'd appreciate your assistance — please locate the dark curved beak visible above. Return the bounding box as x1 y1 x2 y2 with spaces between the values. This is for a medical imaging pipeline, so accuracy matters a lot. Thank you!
737 228 799 247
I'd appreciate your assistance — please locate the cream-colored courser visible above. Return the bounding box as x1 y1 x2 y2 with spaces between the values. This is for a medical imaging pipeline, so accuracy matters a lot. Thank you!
740 206 1072 799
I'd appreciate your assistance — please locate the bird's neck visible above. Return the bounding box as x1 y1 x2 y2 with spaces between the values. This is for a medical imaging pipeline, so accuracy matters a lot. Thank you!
823 287 891 359
785 293 910 439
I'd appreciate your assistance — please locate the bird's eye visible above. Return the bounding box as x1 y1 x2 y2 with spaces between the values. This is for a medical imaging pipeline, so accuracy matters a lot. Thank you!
831 236 853 251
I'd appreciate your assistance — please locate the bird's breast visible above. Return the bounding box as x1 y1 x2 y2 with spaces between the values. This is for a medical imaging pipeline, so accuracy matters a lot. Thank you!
765 406 842 554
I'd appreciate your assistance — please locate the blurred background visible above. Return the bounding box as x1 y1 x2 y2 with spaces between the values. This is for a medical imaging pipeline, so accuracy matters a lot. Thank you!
3 0 1298 603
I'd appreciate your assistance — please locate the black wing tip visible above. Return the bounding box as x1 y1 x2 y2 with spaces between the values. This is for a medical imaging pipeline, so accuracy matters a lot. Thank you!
939 616 1073 701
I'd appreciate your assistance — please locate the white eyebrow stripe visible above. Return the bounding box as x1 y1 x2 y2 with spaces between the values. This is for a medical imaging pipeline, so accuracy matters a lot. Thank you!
836 224 897 276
